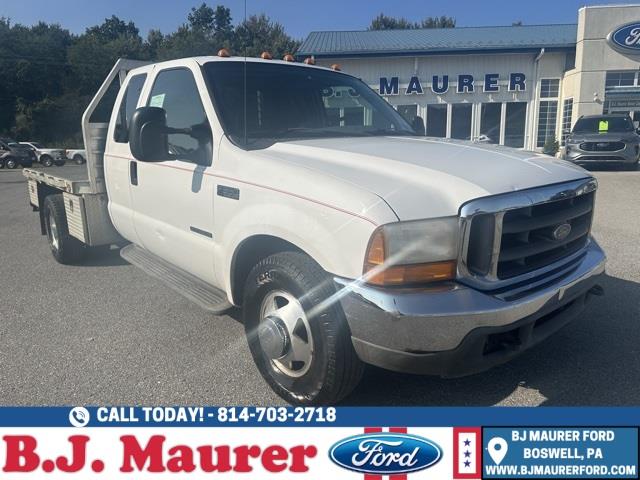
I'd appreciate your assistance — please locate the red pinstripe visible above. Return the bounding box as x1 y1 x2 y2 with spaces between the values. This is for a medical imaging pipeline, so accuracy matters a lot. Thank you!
104 154 379 226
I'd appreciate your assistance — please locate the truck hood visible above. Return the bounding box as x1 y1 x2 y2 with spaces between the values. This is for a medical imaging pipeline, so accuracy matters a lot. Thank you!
264 136 591 221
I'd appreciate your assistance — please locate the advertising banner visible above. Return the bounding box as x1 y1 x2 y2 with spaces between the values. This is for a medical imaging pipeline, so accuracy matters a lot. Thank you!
0 408 638 479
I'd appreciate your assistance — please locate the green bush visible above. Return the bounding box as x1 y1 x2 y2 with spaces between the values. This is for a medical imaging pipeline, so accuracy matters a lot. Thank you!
542 135 560 156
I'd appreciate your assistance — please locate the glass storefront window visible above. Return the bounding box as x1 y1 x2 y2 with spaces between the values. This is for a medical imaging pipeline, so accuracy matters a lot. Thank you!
480 103 502 144
561 99 573 145
343 106 365 126
397 104 418 123
537 100 558 147
605 71 636 89
540 79 560 98
504 102 527 148
426 104 447 137
451 104 472 140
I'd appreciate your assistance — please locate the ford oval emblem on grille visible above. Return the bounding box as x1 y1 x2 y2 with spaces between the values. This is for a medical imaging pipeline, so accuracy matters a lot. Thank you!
552 223 572 241
329 433 442 475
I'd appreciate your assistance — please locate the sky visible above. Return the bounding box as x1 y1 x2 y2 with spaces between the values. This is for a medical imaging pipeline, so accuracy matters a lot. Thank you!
0 0 633 39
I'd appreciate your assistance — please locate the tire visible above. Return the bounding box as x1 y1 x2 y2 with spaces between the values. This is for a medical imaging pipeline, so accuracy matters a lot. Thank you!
5 157 17 169
43 194 85 264
73 154 85 165
41 155 53 167
54 160 65 167
243 251 364 405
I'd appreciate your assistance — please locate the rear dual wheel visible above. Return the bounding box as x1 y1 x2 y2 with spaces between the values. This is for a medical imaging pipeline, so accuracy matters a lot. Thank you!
243 251 364 405
43 194 85 264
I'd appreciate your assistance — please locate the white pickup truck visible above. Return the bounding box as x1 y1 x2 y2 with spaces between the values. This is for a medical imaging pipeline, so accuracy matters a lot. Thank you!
23 56 606 405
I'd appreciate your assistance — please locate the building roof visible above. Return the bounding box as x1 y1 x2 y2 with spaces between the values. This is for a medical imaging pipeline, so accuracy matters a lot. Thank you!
297 24 577 58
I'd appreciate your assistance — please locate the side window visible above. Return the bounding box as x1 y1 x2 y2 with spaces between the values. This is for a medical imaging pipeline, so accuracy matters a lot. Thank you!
147 68 212 165
114 74 147 143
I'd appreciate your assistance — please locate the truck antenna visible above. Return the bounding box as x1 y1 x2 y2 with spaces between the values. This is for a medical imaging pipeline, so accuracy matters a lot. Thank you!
243 0 247 147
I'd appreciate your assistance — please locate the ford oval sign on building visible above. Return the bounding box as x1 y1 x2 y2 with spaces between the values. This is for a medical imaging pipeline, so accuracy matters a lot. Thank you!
608 22 640 54
329 433 442 475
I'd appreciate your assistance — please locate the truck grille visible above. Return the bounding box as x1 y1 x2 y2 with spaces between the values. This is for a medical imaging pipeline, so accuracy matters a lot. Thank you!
497 191 593 279
579 141 624 152
459 178 597 290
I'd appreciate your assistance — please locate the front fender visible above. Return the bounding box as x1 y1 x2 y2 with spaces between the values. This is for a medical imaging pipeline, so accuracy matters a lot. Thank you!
217 201 379 303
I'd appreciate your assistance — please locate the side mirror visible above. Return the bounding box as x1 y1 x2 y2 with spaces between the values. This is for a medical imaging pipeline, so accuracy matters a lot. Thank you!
129 107 169 162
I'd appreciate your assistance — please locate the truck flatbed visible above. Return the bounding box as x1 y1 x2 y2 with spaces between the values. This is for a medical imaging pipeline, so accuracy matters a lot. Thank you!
23 167 93 195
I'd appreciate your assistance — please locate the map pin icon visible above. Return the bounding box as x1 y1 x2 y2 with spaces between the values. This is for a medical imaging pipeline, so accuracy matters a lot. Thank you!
488 437 508 465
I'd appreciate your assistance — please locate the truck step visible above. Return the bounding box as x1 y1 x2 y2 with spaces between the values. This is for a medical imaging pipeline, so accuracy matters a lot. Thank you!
120 244 232 314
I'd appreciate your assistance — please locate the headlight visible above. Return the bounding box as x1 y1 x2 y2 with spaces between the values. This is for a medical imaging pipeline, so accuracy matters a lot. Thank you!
363 217 459 286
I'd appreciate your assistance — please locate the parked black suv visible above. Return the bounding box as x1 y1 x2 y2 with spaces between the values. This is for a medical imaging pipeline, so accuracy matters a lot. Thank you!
0 139 36 169
563 114 640 170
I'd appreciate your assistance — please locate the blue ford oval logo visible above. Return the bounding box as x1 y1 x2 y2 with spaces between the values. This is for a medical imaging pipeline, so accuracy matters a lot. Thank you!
608 22 640 53
329 433 442 475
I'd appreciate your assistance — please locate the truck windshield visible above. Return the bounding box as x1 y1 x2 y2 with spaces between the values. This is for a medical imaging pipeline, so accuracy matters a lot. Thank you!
204 61 414 148
572 116 634 134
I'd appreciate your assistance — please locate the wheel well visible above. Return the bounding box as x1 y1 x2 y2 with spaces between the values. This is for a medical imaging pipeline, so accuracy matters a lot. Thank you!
37 184 62 235
231 235 303 305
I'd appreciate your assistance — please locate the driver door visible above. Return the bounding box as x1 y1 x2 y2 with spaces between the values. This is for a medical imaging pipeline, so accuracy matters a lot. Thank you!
130 65 217 285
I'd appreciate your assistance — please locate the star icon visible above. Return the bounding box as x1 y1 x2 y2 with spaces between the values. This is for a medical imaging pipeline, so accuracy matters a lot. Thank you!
464 450 471 458
464 439 471 447
464 460 471 468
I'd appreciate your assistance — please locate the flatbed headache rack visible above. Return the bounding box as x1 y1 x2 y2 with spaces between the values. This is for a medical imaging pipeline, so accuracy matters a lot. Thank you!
23 58 151 246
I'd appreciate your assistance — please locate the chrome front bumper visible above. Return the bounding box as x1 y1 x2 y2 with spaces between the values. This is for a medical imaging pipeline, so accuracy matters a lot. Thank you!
336 240 606 377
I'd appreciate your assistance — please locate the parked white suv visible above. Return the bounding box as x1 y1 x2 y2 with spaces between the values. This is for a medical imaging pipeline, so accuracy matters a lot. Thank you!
23 57 606 405
65 149 86 165
20 142 66 167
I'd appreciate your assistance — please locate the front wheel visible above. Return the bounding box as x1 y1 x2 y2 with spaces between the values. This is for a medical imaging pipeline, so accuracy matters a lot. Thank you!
243 252 364 405
5 157 17 169
73 154 85 165
41 155 53 167
43 194 85 264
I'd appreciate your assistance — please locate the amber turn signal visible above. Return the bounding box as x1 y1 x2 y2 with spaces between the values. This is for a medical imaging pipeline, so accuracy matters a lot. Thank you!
363 229 456 286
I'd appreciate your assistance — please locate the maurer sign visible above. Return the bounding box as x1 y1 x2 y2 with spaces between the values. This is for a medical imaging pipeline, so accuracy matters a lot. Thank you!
379 73 526 95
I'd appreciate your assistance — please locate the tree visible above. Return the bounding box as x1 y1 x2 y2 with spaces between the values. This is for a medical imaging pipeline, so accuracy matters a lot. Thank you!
369 14 416 30
368 13 456 30
233 14 300 58
420 16 456 28
188 3 215 32
0 5 301 144
86 15 139 41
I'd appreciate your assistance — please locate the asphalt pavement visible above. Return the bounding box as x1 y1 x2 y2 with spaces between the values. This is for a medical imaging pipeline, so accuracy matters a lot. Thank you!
0 164 638 406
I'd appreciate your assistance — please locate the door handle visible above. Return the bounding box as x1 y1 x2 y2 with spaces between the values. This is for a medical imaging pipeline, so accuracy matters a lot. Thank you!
130 161 138 186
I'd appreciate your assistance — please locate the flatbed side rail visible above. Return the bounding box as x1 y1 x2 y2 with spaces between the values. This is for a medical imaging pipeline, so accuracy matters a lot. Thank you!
22 168 92 195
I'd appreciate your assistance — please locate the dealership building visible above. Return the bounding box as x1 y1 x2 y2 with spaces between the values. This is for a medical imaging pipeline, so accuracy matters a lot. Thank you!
297 4 640 150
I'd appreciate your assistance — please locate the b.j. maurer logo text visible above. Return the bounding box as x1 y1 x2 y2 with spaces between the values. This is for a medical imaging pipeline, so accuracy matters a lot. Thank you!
329 433 442 475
